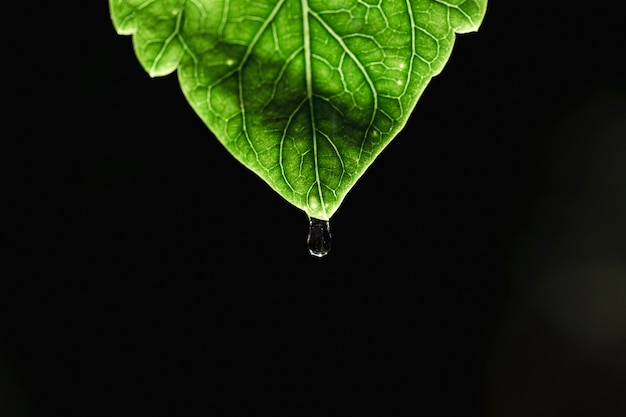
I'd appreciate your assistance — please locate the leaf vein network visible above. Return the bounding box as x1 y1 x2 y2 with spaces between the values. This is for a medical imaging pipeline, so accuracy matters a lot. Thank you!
307 7 377 164
432 0 477 27
279 96 309 193
236 0 287 169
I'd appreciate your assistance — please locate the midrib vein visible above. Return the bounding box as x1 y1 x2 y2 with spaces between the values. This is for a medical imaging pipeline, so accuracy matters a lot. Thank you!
301 0 326 218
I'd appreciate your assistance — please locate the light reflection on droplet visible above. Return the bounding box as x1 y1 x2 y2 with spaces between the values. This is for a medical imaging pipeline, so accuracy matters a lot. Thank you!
307 217 332 257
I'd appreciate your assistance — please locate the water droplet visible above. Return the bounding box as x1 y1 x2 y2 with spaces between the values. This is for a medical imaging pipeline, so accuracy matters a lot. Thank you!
307 217 332 258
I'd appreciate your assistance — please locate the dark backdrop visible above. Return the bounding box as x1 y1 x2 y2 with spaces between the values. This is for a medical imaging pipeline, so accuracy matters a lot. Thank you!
3 2 625 416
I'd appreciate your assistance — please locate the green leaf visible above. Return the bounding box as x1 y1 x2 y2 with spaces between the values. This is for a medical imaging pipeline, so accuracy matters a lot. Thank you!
109 0 487 221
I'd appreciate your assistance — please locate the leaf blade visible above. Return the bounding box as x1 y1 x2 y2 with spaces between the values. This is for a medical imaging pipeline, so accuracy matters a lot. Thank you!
110 0 487 220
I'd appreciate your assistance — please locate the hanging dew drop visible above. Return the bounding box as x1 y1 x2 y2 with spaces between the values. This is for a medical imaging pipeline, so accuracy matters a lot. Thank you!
307 217 332 257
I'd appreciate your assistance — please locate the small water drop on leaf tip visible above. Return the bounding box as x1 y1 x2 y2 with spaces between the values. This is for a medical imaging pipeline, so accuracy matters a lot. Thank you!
307 217 332 258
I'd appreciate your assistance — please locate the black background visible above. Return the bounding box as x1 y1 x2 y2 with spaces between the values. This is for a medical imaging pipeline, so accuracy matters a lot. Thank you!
3 1 626 416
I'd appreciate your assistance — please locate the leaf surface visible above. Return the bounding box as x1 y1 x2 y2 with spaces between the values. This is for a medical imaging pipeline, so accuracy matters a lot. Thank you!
110 0 487 220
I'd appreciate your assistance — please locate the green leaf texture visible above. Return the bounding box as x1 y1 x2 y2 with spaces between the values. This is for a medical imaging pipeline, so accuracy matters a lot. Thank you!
110 0 487 220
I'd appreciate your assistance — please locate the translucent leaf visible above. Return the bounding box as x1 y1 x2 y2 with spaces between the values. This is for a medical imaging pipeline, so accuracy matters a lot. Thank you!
109 0 487 221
